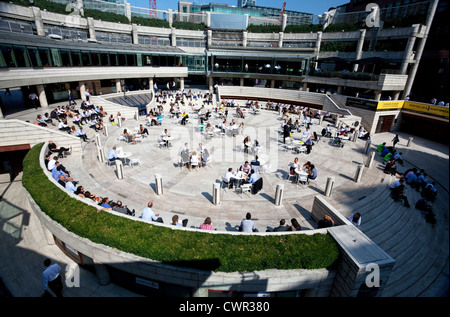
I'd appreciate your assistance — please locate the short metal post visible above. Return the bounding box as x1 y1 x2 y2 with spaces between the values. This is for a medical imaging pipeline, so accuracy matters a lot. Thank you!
213 183 221 205
274 184 284 206
325 177 334 196
354 164 364 183
366 151 376 168
116 159 124 179
364 140 371 154
407 137 413 147
155 174 163 195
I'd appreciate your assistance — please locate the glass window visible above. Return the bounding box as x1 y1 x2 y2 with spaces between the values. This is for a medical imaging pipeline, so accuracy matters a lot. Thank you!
91 52 100 66
100 52 109 66
142 54 152 66
71 50 82 66
60 49 72 66
126 54 136 66
118 53 127 66
38 48 52 67
12 45 30 67
109 53 118 66
81 51 91 66
1 45 17 67
27 47 42 67
51 48 62 67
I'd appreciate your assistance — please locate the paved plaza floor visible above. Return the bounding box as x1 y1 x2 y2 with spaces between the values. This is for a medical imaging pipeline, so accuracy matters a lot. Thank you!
0 96 448 297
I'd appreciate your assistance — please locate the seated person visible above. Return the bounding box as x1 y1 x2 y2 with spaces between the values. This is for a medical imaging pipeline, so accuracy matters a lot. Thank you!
384 159 402 178
415 197 433 214
48 140 69 157
112 201 135 216
317 214 334 228
251 155 261 167
307 164 317 183
75 127 88 142
273 219 289 232
138 124 149 135
393 152 404 165
190 151 200 168
224 168 241 188
390 184 411 208
246 169 258 185
422 182 437 201
123 129 137 145
140 202 163 223
107 146 120 162
58 120 71 133
240 161 252 175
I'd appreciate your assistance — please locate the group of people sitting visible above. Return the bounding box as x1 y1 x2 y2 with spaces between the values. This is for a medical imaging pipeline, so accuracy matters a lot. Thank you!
180 142 211 170
45 141 136 216
288 158 318 184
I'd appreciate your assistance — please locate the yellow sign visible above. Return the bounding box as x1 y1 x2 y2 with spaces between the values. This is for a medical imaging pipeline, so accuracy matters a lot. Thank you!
376 101 404 110
403 102 449 118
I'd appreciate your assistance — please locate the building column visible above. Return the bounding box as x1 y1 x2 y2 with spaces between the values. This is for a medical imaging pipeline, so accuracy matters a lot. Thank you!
180 77 184 90
337 86 343 94
353 29 366 72
36 84 48 107
302 82 308 92
115 79 121 93
79 81 86 101
242 30 248 48
400 24 420 75
31 6 45 36
281 14 287 32
171 28 177 47
149 78 154 91
392 91 400 100
208 76 214 94
403 0 439 98
125 3 131 22
374 90 382 101
315 31 323 53
132 24 138 44
87 17 96 41
168 9 173 28
240 78 244 86
278 32 283 48
270 79 276 88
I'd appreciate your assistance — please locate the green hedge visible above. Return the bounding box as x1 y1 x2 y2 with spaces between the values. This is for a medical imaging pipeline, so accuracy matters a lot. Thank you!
247 25 282 33
172 21 206 31
22 143 340 273
284 24 323 33
131 16 170 28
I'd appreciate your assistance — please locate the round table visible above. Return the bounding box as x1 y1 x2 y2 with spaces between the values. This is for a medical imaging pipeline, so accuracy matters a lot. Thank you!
117 152 132 165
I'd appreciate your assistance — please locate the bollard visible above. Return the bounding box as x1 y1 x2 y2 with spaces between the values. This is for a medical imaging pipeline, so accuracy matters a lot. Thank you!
407 137 413 147
354 164 364 183
325 177 334 197
116 159 124 179
95 133 101 147
103 125 109 137
319 115 324 125
274 184 284 206
364 140 371 154
135 110 139 121
212 183 221 205
97 146 104 163
366 151 376 168
155 174 163 195
352 131 358 142
117 116 122 127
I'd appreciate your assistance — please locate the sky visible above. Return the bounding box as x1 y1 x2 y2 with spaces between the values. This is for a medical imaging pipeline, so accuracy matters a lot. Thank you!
128 0 348 16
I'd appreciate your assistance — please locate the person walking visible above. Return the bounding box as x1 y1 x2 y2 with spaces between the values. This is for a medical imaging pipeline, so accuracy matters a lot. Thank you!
42 259 63 297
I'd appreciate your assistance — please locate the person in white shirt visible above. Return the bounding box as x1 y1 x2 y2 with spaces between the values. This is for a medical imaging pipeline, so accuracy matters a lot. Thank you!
42 259 63 297
108 146 120 162
65 177 77 193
